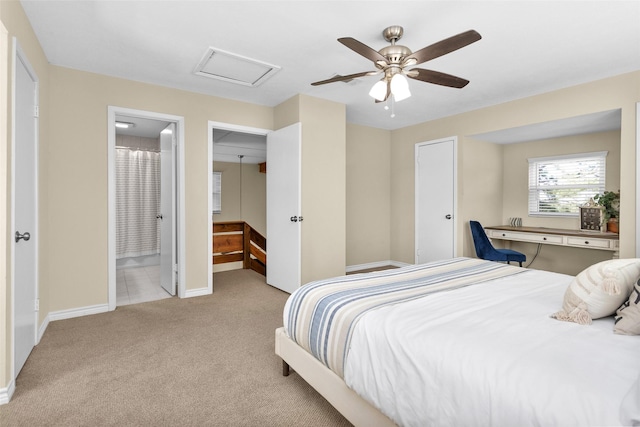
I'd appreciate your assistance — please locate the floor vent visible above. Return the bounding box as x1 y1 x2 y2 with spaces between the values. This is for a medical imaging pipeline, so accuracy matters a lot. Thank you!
194 47 280 87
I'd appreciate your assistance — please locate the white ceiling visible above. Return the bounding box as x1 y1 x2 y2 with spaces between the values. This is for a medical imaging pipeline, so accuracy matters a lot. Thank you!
115 115 170 138
20 1 640 133
213 130 266 164
470 109 622 144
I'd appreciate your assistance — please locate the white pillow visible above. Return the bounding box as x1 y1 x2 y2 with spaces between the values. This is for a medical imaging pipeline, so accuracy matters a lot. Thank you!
614 279 640 335
551 259 640 325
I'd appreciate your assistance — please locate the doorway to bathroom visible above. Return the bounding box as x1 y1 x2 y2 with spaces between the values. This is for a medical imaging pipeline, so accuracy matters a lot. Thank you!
107 107 186 310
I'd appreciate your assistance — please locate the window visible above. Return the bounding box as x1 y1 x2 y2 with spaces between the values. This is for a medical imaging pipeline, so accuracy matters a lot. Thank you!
213 172 222 214
528 151 607 216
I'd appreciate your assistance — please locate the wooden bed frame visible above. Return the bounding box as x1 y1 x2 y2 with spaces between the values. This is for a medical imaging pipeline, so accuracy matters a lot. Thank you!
275 327 396 427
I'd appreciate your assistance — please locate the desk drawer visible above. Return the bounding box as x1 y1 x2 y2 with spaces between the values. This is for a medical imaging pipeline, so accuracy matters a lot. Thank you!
566 236 613 250
489 230 563 244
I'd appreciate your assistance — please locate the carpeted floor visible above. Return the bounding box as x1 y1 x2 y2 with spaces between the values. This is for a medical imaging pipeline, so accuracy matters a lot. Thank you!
0 269 352 426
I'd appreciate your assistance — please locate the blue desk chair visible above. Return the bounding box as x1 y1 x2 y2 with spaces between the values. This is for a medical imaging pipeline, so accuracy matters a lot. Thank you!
469 220 526 267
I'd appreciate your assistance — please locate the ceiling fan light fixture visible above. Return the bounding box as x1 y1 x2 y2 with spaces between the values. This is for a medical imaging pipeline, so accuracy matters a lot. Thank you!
312 26 481 112
369 80 388 101
391 73 411 102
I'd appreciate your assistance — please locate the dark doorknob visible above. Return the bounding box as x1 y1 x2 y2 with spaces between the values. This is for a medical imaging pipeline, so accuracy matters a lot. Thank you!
15 231 31 242
290 216 298 222
445 214 452 219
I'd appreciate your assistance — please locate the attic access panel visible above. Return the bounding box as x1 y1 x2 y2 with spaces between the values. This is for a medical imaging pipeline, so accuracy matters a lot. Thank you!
194 47 281 87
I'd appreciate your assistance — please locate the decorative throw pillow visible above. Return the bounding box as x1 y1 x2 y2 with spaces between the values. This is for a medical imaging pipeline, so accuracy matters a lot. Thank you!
551 259 640 325
614 279 640 335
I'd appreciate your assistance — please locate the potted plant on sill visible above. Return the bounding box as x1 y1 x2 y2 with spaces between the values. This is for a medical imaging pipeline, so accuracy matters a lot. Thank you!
594 190 620 233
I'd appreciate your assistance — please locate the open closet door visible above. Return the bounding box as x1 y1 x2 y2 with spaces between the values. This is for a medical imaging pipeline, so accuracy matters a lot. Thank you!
159 123 176 295
266 123 301 294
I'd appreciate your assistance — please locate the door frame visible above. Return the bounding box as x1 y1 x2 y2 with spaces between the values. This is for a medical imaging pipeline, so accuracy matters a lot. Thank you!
107 106 186 310
414 136 458 263
636 102 640 257
208 120 270 292
159 123 177 296
11 38 40 377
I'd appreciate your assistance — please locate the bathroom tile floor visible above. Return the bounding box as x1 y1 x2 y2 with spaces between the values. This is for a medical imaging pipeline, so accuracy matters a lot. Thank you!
116 265 172 306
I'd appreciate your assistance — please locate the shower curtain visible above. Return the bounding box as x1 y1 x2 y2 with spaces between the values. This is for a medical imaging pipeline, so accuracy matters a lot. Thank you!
116 148 161 259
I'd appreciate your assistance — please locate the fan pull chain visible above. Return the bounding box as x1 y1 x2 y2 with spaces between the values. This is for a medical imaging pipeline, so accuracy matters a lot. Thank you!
384 96 396 118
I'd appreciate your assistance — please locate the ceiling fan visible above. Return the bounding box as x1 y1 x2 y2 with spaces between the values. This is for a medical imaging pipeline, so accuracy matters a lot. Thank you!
311 26 482 103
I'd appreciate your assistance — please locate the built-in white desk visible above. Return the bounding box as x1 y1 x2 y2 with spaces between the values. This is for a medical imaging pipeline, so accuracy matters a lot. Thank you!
485 225 619 257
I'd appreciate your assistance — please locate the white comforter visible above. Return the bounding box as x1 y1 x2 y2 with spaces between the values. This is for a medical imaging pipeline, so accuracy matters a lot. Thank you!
344 268 640 427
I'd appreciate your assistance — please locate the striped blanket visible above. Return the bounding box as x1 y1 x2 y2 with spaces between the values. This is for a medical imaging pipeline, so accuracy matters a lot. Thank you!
283 257 527 378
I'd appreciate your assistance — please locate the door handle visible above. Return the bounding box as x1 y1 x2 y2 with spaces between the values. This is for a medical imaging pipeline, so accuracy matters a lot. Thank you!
156 214 163 220
445 214 452 220
15 231 31 242
290 216 298 222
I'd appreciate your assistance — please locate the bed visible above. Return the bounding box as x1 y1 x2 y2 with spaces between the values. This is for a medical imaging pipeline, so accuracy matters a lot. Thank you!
275 257 640 426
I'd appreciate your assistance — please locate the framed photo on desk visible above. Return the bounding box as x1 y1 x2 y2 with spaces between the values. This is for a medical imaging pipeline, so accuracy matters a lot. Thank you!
580 205 604 232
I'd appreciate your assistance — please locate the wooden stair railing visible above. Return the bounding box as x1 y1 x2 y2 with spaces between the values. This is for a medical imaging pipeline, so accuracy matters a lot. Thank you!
213 221 266 276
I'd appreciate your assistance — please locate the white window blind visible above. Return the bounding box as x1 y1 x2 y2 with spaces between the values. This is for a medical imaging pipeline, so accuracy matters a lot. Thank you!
528 151 607 216
213 171 222 214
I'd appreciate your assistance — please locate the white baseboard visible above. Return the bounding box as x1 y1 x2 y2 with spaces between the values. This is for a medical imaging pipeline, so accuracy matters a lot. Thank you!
49 303 109 322
390 260 411 268
212 262 243 273
184 287 211 298
346 260 411 273
37 314 50 344
0 378 15 405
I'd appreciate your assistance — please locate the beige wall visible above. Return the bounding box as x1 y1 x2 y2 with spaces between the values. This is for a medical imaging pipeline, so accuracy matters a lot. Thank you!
212 160 266 274
213 118 391 271
391 72 639 272
212 161 267 235
494 130 621 275
45 65 273 312
501 130 621 229
274 95 347 284
459 139 504 258
346 123 391 266
299 95 346 283
273 95 299 129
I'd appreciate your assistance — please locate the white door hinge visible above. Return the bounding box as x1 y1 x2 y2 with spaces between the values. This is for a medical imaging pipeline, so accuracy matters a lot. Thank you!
34 105 39 118
35 299 39 311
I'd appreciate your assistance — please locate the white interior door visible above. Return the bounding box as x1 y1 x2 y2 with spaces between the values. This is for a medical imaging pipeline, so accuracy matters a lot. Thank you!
415 137 456 264
13 42 38 377
266 123 301 294
159 123 176 295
